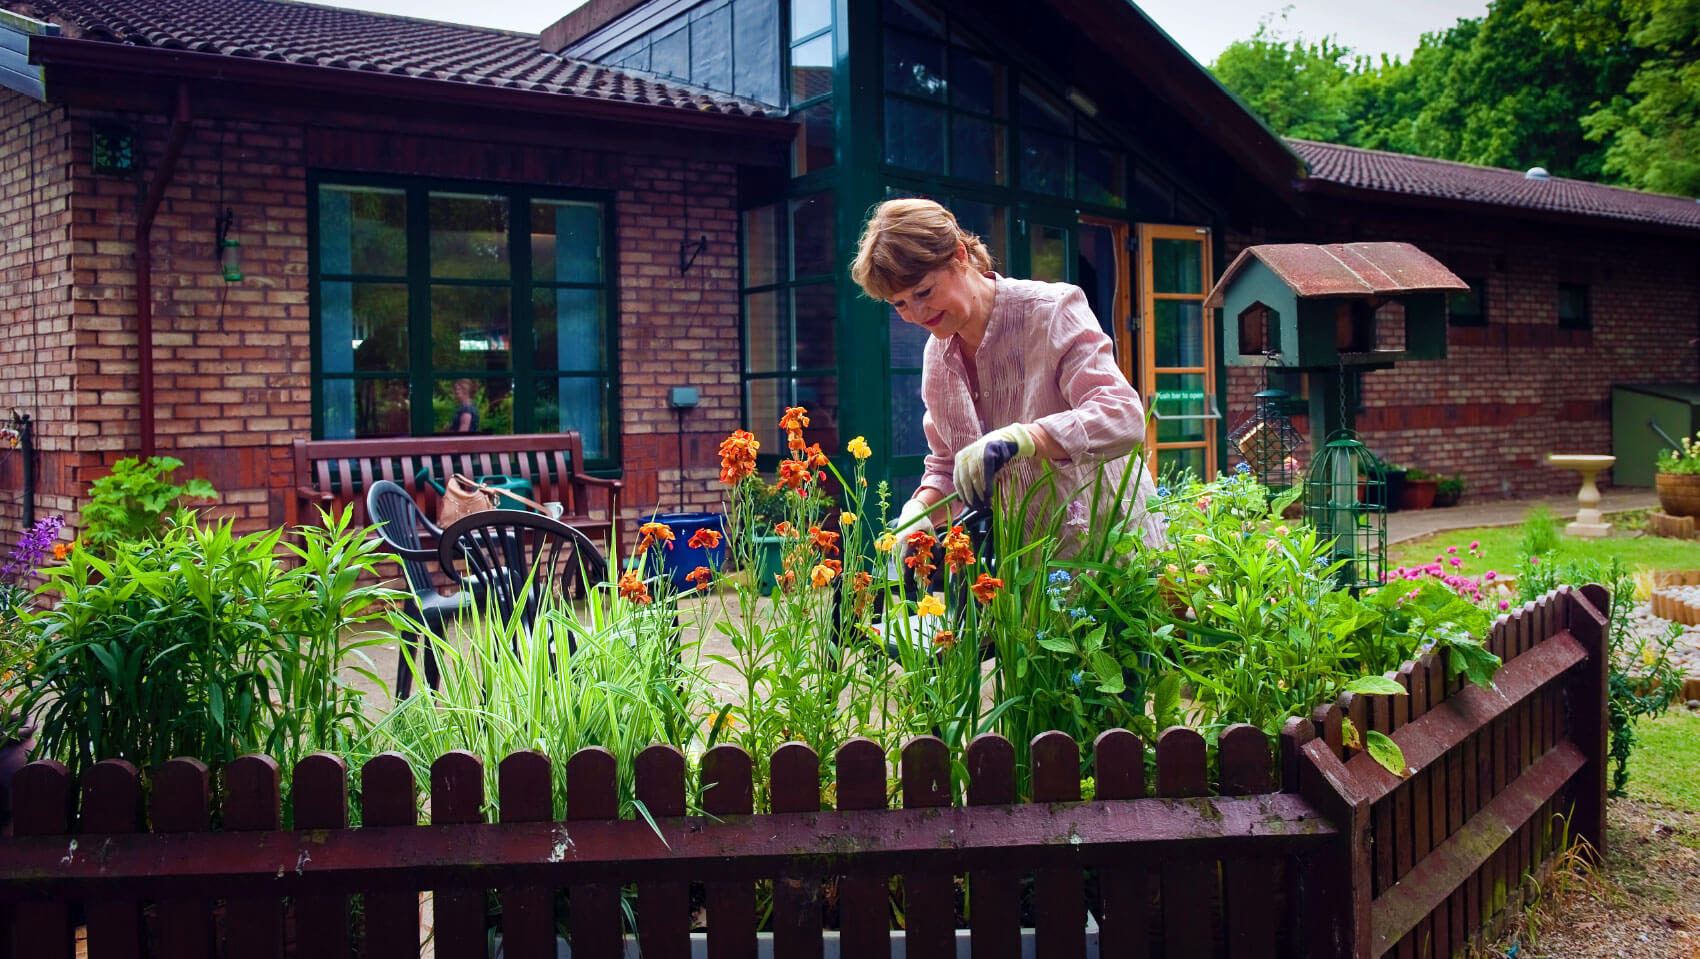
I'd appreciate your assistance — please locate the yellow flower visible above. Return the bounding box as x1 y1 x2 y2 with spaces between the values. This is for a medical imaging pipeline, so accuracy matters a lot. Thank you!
875 532 896 553
847 436 871 459
1194 535 1209 544
810 563 840 588
1643 644 1658 666
840 511 855 527
916 594 946 617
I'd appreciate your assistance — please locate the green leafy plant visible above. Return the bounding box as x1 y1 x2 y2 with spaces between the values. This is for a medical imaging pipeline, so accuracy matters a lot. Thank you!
80 456 216 553
1405 468 1433 482
1436 474 1465 498
8 510 400 784
1655 431 1700 475
1518 504 1560 558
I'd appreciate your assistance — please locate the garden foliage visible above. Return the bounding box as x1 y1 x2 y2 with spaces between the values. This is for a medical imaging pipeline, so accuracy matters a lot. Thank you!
80 456 216 554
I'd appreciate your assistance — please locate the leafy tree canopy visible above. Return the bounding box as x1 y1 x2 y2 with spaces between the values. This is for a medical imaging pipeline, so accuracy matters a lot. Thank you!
1209 0 1698 194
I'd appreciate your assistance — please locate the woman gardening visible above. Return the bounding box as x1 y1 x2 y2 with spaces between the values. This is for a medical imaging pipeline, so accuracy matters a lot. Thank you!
849 198 1164 568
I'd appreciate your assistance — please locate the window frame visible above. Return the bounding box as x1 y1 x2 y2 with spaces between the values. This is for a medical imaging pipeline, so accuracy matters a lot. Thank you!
1447 275 1488 327
1557 282 1591 331
307 171 620 469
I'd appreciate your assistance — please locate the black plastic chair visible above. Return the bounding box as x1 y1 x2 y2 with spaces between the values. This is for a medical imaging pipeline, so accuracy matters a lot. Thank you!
365 479 465 697
437 509 610 663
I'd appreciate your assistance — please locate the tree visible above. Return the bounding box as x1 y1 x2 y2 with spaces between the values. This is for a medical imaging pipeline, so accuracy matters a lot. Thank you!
1209 17 1355 143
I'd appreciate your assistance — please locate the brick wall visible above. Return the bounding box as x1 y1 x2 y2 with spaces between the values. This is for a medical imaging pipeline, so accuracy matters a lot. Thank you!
1223 214 1700 501
0 90 76 544
0 83 754 549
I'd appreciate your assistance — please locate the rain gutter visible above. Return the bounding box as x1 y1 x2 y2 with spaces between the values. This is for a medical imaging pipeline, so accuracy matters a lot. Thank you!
136 81 192 459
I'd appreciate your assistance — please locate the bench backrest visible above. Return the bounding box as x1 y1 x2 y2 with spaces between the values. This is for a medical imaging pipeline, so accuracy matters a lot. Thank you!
293 432 592 528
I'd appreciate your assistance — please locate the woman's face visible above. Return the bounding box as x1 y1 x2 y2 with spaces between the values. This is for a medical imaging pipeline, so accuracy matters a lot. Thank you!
886 257 979 341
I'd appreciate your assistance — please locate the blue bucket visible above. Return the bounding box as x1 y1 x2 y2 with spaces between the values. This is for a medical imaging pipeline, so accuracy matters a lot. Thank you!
652 512 727 592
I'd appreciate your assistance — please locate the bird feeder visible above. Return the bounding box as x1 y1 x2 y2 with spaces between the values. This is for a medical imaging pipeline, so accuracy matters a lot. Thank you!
1228 367 1306 494
1305 431 1387 593
1206 242 1468 445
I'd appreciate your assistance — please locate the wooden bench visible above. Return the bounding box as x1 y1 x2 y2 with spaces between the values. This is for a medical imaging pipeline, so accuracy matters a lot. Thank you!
288 432 621 543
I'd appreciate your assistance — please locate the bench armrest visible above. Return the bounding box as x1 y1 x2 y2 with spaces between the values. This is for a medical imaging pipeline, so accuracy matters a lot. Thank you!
572 474 623 492
296 485 334 503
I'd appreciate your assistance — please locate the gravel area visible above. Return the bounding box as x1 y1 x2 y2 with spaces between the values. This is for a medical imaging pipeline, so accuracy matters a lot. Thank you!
1628 601 1700 689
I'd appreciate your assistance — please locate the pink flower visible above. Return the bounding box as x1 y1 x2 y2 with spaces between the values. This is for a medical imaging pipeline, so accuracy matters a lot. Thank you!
1470 541 1480 550
1449 557 1462 568
1484 571 1496 580
1498 600 1510 611
1530 557 1540 566
1446 546 1457 555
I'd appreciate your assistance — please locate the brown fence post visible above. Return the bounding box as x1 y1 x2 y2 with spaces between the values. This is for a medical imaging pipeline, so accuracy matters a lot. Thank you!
769 742 824 959
498 750 556 959
292 753 351 959
965 733 1020 959
430 750 486 957
701 744 756 959
1295 740 1369 959
835 737 891 959
359 752 420 957
81 759 144 959
565 747 623 958
899 736 954 958
9 761 73 959
151 758 214 959
1032 730 1085 958
1570 584 1611 859
635 743 690 959
223 754 284 959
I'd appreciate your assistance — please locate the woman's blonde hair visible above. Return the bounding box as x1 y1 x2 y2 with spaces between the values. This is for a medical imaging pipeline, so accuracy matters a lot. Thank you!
850 198 993 300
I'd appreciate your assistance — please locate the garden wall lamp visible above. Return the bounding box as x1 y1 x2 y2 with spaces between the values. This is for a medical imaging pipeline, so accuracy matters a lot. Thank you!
216 207 242 282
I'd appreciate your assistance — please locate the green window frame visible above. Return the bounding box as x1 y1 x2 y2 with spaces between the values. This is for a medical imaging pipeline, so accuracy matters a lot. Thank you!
1557 282 1591 331
1448 276 1487 327
309 173 619 469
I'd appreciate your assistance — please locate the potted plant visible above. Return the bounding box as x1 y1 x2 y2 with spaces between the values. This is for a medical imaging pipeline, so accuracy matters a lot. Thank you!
730 472 833 596
1433 474 1465 508
1400 468 1438 511
1656 433 1700 517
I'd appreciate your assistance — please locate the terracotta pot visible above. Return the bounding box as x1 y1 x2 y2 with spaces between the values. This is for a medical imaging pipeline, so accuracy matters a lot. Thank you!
1656 472 1700 517
1399 478 1437 511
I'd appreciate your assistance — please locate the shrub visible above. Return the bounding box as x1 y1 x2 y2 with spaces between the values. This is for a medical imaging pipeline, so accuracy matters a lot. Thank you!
1655 431 1700 475
1518 504 1560 557
7 511 402 783
80 456 216 554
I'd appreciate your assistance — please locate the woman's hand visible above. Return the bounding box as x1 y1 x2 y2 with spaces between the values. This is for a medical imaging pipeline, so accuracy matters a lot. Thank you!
953 424 1035 509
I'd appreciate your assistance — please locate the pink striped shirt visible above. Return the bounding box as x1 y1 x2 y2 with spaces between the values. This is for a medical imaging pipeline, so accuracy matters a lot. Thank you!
917 275 1165 548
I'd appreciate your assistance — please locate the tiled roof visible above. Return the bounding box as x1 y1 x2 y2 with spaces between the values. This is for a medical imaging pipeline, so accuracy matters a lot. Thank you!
1290 138 1700 233
1205 242 1467 308
2 0 776 119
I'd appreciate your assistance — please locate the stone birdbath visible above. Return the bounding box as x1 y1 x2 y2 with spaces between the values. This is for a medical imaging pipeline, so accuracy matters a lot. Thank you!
1547 454 1617 537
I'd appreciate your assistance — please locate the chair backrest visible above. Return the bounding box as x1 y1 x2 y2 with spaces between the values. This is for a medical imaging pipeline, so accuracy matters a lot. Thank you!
438 509 610 627
366 480 439 596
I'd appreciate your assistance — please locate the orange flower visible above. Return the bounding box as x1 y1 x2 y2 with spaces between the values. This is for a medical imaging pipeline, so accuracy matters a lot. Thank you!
808 526 840 555
686 565 715 591
618 570 652 606
774 569 798 593
970 573 1004 604
687 527 722 550
51 540 70 561
805 443 829 468
941 525 974 573
934 630 958 652
781 406 810 452
851 570 874 616
717 430 760 486
774 521 797 537
821 559 842 575
809 563 839 588
777 459 810 491
904 529 937 583
637 521 675 552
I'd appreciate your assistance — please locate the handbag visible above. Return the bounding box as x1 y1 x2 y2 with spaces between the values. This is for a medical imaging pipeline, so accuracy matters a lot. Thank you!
437 473 553 527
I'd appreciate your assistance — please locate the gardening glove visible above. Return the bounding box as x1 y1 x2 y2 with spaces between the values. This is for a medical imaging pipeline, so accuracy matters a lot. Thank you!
884 497 934 588
953 424 1036 511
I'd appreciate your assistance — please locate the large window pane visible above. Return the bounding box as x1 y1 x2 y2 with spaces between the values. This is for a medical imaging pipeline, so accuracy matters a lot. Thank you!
950 114 1003 183
1154 372 1207 443
744 290 785 373
1020 82 1070 134
1020 130 1069 196
791 33 833 104
949 199 1007 273
1029 223 1067 284
747 376 840 453
1152 238 1204 294
950 51 1003 116
653 26 689 80
793 100 835 175
323 378 410 439
793 282 836 370
536 377 608 458
733 0 781 105
531 200 601 284
891 371 928 457
884 30 946 100
883 0 943 38
1158 446 1206 483
790 191 835 279
532 289 604 371
691 5 732 91
889 308 928 367
743 205 781 287
434 377 512 435
1153 300 1205 368
884 97 946 174
1078 144 1125 208
321 281 408 373
431 286 512 370
318 185 405 276
791 0 830 40
430 193 509 281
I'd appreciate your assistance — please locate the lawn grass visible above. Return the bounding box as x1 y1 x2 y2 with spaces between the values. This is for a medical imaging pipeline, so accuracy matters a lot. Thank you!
1390 511 1700 578
1624 707 1700 814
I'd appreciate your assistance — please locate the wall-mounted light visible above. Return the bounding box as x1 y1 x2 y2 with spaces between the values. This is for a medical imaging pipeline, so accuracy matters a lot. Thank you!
216 207 243 282
1064 86 1099 119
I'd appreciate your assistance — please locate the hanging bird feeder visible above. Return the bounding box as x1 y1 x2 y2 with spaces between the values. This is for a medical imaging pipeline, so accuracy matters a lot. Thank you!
1305 431 1387 593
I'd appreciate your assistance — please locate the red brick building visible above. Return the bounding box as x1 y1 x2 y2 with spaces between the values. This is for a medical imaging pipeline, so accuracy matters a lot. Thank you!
1 0 1697 549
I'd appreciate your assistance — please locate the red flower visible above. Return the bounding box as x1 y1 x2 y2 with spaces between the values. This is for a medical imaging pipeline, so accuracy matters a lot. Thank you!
717 430 760 486
970 573 1004 604
777 459 810 491
618 570 652 606
687 527 722 550
905 529 937 583
686 566 715 591
637 521 674 552
808 526 840 555
941 525 974 573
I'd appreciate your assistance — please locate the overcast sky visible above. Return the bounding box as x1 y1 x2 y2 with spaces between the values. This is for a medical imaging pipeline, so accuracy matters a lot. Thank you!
322 0 1491 65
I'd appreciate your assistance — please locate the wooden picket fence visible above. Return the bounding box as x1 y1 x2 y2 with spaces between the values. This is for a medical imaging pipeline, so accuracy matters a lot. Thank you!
0 585 1609 959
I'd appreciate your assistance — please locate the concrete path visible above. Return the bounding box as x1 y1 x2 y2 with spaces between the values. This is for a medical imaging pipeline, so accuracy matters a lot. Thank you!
1387 489 1660 544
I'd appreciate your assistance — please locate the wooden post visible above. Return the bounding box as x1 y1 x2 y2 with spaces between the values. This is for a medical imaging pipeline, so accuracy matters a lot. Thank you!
1296 741 1370 959
1570 584 1611 859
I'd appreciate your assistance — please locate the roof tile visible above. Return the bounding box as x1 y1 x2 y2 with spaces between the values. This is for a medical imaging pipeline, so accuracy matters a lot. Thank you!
3 0 776 120
1291 138 1700 233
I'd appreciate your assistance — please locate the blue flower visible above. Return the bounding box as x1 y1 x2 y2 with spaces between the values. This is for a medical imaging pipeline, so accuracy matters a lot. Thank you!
1155 486 1171 498
1235 462 1251 475
1067 606 1097 623
1048 570 1073 586
1069 670 1085 687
